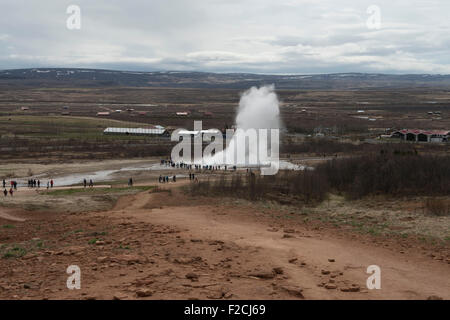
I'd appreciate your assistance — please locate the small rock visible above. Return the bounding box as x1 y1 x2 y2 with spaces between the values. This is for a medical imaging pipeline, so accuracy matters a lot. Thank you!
427 295 443 300
328 259 335 262
113 293 129 300
341 286 360 292
325 284 337 290
207 291 224 299
273 267 284 275
321 270 331 275
114 254 142 265
97 256 108 263
185 272 199 281
64 246 86 255
223 292 233 299
248 271 275 279
288 258 298 263
279 285 304 299
136 289 153 297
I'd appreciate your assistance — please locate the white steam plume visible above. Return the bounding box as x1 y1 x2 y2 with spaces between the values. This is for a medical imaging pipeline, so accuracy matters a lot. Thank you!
204 85 281 168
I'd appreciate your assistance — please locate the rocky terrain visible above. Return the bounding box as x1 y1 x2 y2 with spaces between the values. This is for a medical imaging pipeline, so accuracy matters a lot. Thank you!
0 183 448 300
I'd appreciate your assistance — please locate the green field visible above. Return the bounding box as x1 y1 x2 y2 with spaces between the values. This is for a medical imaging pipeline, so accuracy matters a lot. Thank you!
0 115 151 141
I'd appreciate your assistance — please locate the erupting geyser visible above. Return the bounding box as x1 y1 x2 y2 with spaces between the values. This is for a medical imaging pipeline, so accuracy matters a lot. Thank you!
203 85 281 173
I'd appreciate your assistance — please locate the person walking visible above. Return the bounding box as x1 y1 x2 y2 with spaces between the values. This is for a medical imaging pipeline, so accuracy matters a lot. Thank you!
2 179 5 188
9 188 13 197
83 179 87 188
37 180 40 188
3 189 7 197
89 179 93 188
128 178 133 187
50 180 54 188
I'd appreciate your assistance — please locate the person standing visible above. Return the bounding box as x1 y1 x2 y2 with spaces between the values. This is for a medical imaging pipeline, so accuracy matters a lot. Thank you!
83 179 87 188
2 179 5 188
129 178 133 187
50 179 54 188
9 188 13 197
3 189 7 197
37 180 40 188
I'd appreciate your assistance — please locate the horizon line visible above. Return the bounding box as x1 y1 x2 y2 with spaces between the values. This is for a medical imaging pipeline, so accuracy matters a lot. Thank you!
0 67 449 77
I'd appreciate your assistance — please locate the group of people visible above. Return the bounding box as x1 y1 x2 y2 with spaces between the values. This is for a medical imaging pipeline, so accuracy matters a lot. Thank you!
29 179 53 189
2 178 55 197
3 179 17 197
159 158 241 185
27 179 41 188
161 159 236 172
3 179 17 190
158 175 176 183
83 179 94 188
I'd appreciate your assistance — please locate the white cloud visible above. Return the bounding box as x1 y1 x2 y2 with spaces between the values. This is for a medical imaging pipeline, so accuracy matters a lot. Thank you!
0 0 449 73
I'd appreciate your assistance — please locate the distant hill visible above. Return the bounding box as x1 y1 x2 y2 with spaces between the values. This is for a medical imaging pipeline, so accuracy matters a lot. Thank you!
1 68 450 89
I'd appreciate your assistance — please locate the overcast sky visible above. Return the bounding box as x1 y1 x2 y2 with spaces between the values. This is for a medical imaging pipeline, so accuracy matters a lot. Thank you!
1 0 449 74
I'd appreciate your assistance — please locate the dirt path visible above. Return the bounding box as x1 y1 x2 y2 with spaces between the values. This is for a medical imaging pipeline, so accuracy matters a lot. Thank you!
107 184 450 299
0 207 26 222
0 182 448 300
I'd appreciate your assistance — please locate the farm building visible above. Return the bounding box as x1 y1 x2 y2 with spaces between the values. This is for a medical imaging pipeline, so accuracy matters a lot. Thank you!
391 129 449 142
103 127 169 137
97 112 110 116
176 129 223 139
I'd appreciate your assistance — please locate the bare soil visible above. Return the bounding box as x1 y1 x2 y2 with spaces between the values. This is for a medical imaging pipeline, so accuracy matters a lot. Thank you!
0 182 448 300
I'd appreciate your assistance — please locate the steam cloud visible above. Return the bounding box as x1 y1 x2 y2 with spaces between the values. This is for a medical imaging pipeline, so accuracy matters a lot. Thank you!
204 85 281 167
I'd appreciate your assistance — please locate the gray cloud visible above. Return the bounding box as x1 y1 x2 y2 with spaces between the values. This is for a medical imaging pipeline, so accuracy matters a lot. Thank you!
1 0 449 73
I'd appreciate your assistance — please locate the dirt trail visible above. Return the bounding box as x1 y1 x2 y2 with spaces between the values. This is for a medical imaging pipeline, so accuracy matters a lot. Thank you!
0 207 26 222
1 182 448 300
108 184 450 300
